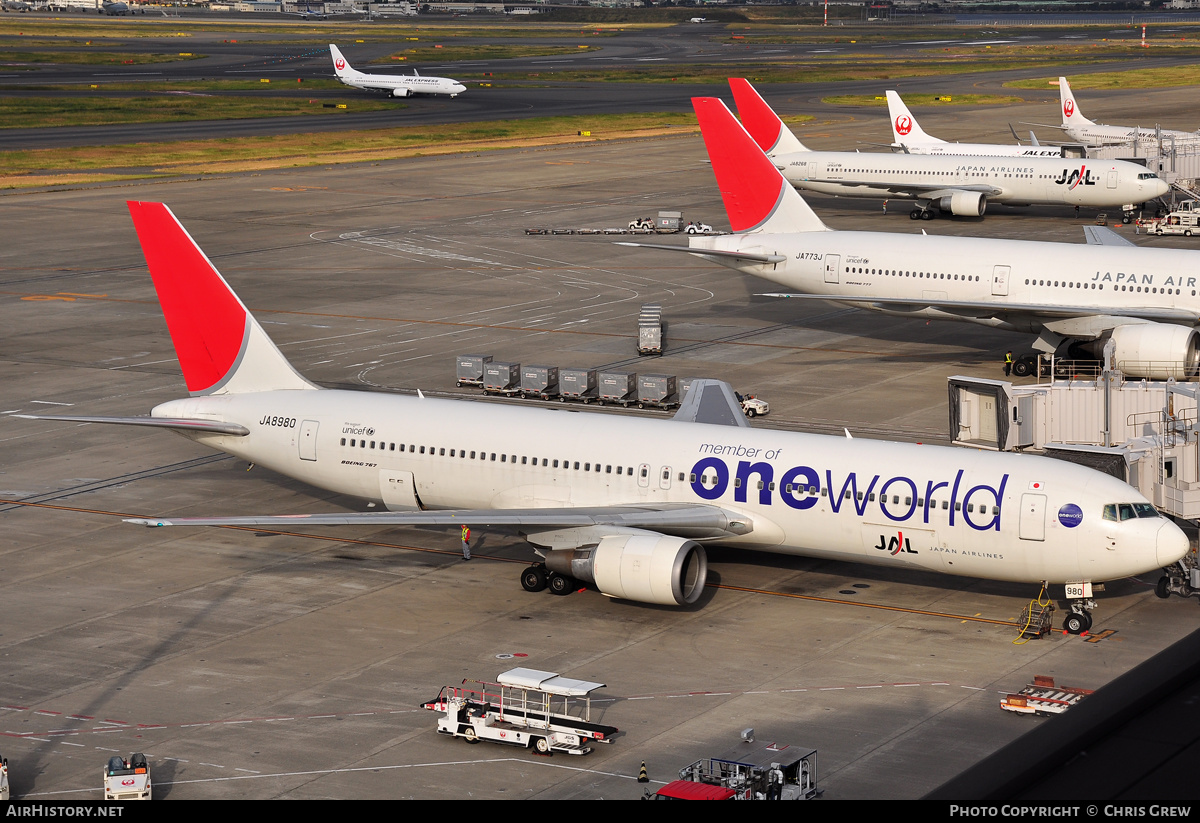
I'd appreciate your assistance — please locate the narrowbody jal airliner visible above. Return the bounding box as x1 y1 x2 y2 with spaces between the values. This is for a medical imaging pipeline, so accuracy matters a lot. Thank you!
1038 76 1200 148
330 44 465 98
21 201 1188 633
730 78 1167 220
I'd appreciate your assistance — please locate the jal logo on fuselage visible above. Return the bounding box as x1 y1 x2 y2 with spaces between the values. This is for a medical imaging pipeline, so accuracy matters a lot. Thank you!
895 115 912 136
875 532 917 555
1054 167 1096 189
688 452 1008 532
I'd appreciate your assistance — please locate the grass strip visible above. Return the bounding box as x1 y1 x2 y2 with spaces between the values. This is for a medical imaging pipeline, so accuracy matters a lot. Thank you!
823 94 1023 107
0 111 720 188
0 94 398 128
1006 66 1200 90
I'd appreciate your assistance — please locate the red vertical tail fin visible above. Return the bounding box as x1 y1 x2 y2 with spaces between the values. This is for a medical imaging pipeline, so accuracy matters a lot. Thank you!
127 201 315 395
691 98 829 235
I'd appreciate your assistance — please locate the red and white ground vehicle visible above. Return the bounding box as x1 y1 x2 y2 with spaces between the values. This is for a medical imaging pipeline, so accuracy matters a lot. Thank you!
423 668 617 755
1139 200 1200 236
103 753 151 800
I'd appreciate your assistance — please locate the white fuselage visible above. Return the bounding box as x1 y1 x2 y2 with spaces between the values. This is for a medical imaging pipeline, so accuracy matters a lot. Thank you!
1065 123 1200 148
153 389 1182 586
691 230 1200 333
775 151 1166 208
898 141 1065 159
335 64 466 98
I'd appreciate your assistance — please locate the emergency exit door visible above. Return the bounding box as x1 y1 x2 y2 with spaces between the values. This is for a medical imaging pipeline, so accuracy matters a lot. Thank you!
1020 493 1047 541
991 265 1010 296
298 420 319 461
824 255 841 284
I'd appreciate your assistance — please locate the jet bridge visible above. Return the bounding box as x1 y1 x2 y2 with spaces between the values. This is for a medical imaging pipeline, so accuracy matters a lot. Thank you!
949 367 1200 600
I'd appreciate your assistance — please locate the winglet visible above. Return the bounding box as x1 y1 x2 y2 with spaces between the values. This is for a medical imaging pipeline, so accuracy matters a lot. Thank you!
692 97 829 234
126 202 315 396
728 78 809 155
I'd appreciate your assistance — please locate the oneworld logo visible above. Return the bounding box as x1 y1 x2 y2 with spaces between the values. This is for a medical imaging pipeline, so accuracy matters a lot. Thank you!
1058 503 1083 528
895 115 912 136
688 454 1008 533
1064 99 1075 117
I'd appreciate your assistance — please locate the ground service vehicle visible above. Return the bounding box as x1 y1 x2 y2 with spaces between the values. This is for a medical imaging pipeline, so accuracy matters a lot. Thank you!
1140 200 1200 236
673 738 818 800
423 668 617 755
103 753 151 800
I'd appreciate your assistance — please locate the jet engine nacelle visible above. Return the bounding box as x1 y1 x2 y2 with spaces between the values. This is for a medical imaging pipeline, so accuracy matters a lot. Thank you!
391 88 410 98
937 191 987 217
544 532 708 606
1109 323 1200 380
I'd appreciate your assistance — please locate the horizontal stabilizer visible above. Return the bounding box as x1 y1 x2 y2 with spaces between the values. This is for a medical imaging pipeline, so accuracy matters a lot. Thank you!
614 241 785 264
673 379 750 428
16 414 249 436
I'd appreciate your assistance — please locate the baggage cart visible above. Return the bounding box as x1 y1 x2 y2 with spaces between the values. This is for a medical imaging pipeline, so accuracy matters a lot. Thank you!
456 354 493 388
599 371 637 407
560 367 598 403
521 365 559 400
483 361 521 396
637 374 678 409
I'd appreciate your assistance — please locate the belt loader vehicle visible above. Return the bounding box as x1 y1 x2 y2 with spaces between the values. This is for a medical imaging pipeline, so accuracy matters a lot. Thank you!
423 667 617 755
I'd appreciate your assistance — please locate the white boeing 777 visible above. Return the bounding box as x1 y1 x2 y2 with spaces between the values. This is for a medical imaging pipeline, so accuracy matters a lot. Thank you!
330 44 465 98
21 201 1188 633
731 78 1167 220
623 97 1200 384
1037 77 1200 148
885 90 1062 158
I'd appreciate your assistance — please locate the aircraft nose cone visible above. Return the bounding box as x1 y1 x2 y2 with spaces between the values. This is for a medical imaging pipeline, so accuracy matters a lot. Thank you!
1157 520 1190 568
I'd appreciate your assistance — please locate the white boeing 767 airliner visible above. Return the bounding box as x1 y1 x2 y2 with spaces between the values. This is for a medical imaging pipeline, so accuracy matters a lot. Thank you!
330 44 465 98
23 202 1188 632
623 97 1200 383
730 79 1167 220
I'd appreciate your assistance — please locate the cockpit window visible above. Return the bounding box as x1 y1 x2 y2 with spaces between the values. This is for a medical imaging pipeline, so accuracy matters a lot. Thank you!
1118 504 1136 521
1133 503 1159 518
1103 504 1118 521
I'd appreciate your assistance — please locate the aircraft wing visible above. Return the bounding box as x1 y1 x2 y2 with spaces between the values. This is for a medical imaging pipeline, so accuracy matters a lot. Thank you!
125 503 751 539
1083 225 1138 247
615 241 785 264
15 414 249 436
757 293 1198 325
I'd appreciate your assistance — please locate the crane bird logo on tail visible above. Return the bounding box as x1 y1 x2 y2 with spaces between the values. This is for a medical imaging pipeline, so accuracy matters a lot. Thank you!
895 115 912 136
1064 99 1075 117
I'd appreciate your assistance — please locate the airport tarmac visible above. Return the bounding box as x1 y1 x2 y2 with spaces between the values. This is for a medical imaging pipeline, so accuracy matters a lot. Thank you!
2 133 1199 800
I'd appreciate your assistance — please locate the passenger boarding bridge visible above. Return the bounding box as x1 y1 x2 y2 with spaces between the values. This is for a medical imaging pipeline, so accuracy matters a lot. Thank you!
950 359 1200 598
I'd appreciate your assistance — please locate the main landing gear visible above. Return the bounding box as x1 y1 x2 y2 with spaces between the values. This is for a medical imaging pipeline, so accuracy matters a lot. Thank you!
520 563 577 597
909 207 936 221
